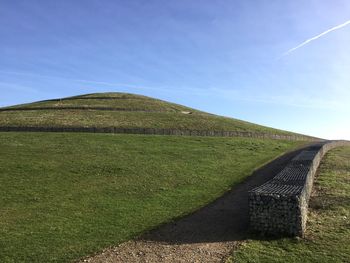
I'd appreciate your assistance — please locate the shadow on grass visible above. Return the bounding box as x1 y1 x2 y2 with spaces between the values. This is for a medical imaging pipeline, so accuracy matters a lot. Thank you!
142 144 317 245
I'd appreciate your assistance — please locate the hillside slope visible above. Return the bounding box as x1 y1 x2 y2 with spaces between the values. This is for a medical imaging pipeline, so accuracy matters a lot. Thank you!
0 92 315 262
0 92 312 139
0 133 304 263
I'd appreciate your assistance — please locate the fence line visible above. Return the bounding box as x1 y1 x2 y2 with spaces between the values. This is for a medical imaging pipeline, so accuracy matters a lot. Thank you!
0 107 166 112
0 126 318 141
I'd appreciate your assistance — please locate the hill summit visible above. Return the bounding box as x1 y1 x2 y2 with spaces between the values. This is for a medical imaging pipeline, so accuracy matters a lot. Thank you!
0 92 310 139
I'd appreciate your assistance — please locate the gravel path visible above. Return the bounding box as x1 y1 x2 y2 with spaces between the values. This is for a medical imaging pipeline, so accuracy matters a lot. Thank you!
81 145 312 263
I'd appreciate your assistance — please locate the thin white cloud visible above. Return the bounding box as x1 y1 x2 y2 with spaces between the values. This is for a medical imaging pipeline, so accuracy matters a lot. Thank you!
281 19 350 58
0 70 159 91
0 70 205 95
0 70 227 96
0 82 39 94
220 92 347 111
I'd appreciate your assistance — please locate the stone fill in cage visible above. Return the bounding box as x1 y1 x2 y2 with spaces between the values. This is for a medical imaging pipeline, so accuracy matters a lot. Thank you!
249 141 350 236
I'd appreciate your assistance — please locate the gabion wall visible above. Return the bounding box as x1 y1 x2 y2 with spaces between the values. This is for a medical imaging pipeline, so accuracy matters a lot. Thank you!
249 140 350 236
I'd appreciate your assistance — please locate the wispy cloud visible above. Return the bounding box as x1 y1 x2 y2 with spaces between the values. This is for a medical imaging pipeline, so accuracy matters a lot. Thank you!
280 19 350 58
213 90 347 111
0 82 39 94
0 70 206 96
0 70 159 91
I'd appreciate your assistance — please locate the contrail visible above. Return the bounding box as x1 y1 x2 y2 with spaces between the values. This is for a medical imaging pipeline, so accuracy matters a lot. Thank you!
281 19 350 57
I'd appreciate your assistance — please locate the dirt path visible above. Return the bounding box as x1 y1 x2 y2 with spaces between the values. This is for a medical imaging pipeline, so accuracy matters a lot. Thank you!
81 145 314 263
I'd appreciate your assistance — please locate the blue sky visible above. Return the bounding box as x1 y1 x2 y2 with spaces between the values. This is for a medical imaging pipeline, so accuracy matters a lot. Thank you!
1 0 350 139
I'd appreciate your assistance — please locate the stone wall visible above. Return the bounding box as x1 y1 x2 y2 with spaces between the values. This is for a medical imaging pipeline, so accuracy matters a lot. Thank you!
0 126 318 141
249 140 350 236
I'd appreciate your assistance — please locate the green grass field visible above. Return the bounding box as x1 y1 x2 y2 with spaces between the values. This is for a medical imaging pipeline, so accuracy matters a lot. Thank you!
0 132 302 262
229 146 350 263
0 92 301 136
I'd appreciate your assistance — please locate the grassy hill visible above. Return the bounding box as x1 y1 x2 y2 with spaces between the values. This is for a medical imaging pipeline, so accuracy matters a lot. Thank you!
0 92 310 138
0 92 314 262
